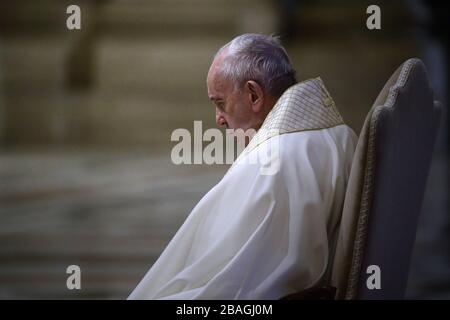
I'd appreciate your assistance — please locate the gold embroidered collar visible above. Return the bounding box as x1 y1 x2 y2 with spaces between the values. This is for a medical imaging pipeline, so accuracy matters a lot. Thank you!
244 77 345 154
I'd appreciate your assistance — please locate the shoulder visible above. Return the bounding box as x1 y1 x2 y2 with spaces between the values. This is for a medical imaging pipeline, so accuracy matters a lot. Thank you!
276 125 357 159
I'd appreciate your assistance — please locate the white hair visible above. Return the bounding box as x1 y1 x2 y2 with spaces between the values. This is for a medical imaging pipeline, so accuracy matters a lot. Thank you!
214 33 297 98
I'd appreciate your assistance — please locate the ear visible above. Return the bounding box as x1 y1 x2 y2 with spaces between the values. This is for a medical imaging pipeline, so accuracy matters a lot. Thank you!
244 80 264 113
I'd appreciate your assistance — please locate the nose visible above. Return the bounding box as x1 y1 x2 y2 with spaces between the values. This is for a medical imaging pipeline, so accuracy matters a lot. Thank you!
215 109 226 127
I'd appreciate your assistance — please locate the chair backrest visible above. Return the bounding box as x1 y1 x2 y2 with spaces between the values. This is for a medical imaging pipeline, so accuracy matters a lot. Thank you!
331 58 442 299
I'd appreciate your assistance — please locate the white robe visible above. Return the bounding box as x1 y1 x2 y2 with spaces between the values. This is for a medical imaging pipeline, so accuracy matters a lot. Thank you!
128 78 358 300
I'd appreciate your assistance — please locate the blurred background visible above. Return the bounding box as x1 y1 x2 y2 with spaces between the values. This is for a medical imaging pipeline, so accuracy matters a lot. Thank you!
0 0 448 299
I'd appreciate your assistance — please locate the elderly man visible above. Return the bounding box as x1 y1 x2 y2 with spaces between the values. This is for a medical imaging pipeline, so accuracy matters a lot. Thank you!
128 34 357 299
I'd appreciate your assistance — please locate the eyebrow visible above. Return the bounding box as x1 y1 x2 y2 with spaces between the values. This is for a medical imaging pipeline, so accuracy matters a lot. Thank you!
209 96 223 102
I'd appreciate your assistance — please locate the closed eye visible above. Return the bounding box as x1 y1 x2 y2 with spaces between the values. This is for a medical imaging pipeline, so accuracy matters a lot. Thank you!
215 101 225 110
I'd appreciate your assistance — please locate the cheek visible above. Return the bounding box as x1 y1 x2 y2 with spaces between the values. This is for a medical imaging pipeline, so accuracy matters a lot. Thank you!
225 93 249 124
226 96 243 116
233 101 251 121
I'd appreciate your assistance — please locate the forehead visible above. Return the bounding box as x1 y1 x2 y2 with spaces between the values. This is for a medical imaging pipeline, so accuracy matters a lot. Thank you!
207 72 233 101
207 50 233 99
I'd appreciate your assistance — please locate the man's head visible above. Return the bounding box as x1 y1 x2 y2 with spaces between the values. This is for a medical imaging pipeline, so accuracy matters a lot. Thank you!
207 33 297 131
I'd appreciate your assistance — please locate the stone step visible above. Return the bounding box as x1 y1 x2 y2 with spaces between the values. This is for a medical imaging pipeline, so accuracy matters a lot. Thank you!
0 149 228 298
0 0 411 38
0 0 275 37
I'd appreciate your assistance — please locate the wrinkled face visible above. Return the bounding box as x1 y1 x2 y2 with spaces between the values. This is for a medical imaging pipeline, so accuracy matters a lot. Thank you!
207 53 255 131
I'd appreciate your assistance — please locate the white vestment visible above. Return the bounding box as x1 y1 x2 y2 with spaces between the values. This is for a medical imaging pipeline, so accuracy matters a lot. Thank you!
128 78 358 300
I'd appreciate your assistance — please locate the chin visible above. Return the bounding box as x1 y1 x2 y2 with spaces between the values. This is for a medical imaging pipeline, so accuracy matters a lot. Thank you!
230 125 249 132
